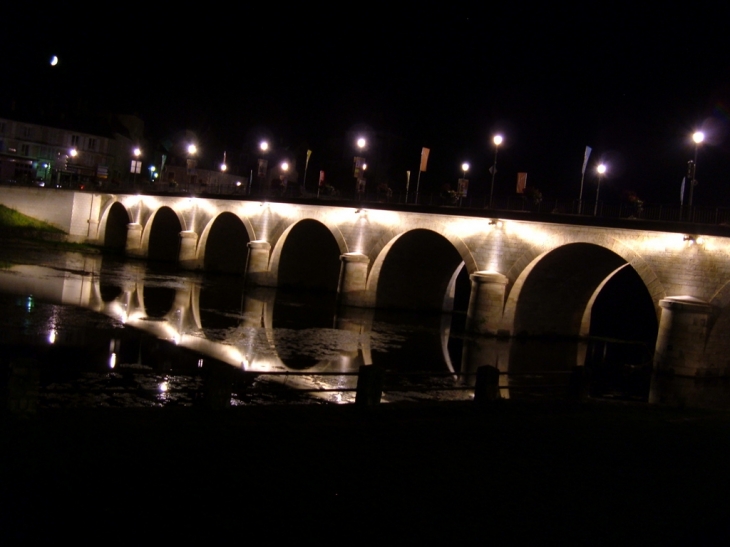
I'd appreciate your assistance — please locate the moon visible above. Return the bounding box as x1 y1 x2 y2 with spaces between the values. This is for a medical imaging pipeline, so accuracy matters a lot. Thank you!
50 55 59 66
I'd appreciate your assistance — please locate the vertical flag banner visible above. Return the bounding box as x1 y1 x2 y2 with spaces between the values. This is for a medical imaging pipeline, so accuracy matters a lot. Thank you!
680 177 686 204
319 170 325 187
581 146 592 175
354 156 364 178
517 172 527 194
458 178 469 197
258 158 268 177
420 147 430 172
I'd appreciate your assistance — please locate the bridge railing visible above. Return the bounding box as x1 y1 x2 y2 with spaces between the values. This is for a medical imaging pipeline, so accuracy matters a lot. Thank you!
5 178 730 228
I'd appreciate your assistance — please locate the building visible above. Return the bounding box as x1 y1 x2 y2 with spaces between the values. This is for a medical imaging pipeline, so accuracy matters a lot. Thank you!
0 115 143 188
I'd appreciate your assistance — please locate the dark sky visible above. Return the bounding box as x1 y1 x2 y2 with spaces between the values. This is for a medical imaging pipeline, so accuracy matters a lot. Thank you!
2 2 730 204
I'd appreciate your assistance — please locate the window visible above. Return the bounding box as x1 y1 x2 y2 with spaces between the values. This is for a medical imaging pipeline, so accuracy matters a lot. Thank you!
20 144 29 156
88 138 96 151
22 126 33 139
71 135 80 146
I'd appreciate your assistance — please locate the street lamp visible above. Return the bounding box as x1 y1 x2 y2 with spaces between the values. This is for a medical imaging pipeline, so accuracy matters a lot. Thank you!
459 162 470 206
187 144 197 156
131 147 142 185
259 141 269 153
489 135 503 208
355 138 367 199
689 131 704 208
594 163 607 216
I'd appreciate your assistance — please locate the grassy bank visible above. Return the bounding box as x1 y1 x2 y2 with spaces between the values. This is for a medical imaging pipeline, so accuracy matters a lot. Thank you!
0 204 100 252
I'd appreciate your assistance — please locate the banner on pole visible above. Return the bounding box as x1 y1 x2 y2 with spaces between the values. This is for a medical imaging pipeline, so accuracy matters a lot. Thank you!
354 156 364 178
420 147 430 172
319 170 325 187
680 177 686 204
516 172 527 194
458 178 469 197
257 158 268 177
581 146 592 175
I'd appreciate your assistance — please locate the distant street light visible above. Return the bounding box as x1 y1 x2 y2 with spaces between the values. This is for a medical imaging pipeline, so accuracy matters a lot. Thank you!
259 141 269 153
69 148 78 157
133 147 141 158
461 162 470 178
594 163 607 216
357 137 366 150
689 131 704 208
489 135 503 208
187 144 197 156
281 161 289 172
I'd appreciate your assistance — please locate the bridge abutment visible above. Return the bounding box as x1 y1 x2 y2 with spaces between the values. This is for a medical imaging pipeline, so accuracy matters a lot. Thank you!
246 240 271 286
179 230 199 270
466 271 509 335
338 252 370 307
125 223 143 257
652 297 714 378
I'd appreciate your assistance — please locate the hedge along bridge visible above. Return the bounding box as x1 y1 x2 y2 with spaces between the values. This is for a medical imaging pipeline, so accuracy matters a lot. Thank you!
2 187 730 404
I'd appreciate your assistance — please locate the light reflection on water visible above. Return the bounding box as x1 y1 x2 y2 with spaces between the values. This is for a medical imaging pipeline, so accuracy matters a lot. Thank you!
0 248 678 410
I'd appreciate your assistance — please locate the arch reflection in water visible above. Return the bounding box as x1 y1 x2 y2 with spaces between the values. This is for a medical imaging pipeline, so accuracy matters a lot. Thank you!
0 250 687 407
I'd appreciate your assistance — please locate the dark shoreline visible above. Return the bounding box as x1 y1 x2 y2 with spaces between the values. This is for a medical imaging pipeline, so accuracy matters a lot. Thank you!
2 399 729 543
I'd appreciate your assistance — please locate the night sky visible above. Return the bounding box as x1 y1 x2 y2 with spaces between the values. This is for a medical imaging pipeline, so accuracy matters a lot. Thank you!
2 3 730 204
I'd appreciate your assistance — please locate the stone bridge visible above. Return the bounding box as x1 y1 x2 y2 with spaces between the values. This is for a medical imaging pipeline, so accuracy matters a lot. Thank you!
2 187 730 389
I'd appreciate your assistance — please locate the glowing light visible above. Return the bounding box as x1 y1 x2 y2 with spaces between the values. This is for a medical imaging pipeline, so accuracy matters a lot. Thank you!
236 181 242 187
133 147 141 157
220 163 227 171
48 329 57 344
69 148 78 157
259 141 269 152
461 162 470 173
357 137 366 149
281 162 289 171
597 164 607 174
109 352 117 369
692 131 705 144
493 135 503 146
50 55 59 66
187 144 197 155
197 359 204 368
159 381 169 392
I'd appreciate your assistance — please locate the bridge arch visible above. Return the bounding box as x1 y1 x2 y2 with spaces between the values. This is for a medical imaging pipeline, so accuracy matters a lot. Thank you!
367 228 472 312
503 242 660 339
197 212 253 273
268 218 345 291
98 201 132 250
142 206 186 262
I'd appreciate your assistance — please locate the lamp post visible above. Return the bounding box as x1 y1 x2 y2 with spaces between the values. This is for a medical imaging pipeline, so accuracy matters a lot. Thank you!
689 131 704 209
355 137 366 200
258 140 269 196
459 162 469 206
594 163 607 216
280 161 289 197
131 147 142 186
186 144 197 192
489 135 503 208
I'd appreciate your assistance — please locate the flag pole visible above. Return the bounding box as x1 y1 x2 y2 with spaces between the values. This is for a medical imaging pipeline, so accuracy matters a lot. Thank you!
578 146 592 214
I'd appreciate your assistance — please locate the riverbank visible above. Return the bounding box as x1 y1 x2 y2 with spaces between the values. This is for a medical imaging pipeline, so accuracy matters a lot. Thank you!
2 399 729 543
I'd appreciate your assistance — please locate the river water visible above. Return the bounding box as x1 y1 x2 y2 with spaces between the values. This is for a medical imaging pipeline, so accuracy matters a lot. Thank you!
0 243 655 411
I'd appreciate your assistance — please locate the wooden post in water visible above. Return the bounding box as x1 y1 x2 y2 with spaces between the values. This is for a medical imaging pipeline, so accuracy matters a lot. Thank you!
356 365 384 406
474 365 500 403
